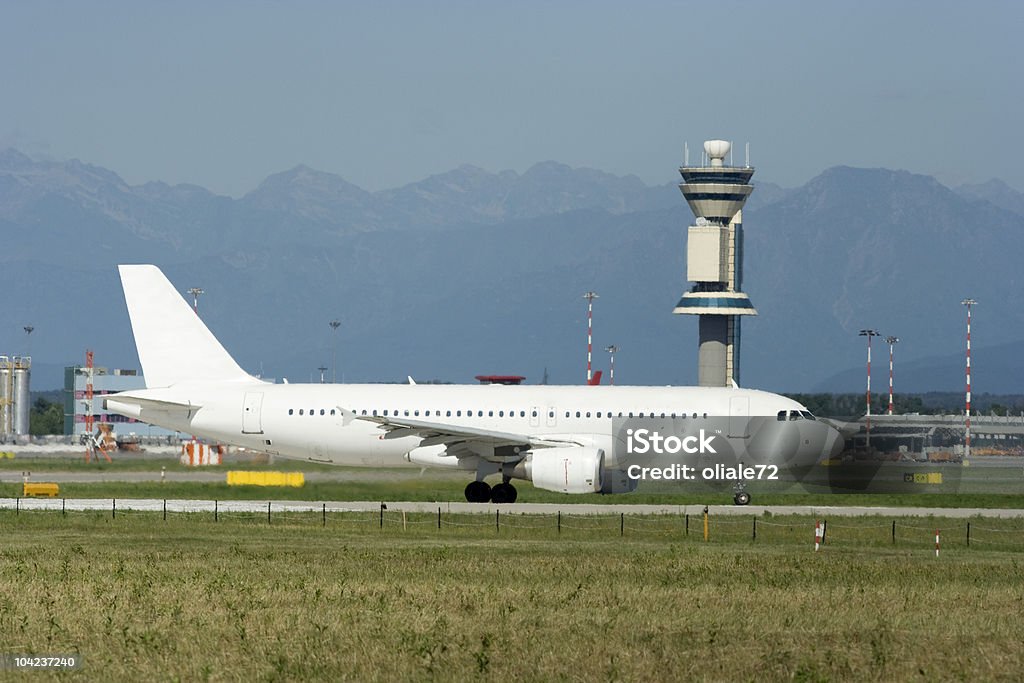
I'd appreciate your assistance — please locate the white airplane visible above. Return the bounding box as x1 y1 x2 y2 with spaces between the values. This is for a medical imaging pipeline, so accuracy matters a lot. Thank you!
106 265 843 505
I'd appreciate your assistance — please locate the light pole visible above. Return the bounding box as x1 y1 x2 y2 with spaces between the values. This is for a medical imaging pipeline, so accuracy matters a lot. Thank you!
582 291 599 383
605 345 619 385
187 287 204 314
329 320 341 383
317 366 328 384
859 329 880 449
23 326 33 356
962 299 977 465
886 336 899 415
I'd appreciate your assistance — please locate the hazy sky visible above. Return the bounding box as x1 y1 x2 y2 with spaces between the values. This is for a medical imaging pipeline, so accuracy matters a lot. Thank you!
2 1 1021 196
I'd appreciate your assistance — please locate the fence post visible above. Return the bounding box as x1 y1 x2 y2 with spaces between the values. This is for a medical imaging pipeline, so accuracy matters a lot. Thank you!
322 503 326 528
379 503 385 529
967 522 971 547
620 512 624 537
112 498 116 519
437 506 441 530
557 510 561 534
215 500 218 523
892 519 896 545
496 509 500 533
62 498 65 517
15 497 18 515
752 517 757 541
821 520 827 545
163 498 167 521
685 513 689 536
267 501 271 524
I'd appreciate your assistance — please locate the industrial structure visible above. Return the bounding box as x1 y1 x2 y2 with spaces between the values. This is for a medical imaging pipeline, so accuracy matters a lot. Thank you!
673 140 757 387
63 362 179 438
0 355 31 437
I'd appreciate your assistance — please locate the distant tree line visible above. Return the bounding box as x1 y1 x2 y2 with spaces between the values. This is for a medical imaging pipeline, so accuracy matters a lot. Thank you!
29 397 64 436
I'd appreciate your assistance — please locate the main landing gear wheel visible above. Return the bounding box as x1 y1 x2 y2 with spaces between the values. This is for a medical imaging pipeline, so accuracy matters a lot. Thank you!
733 491 751 506
465 481 491 503
490 483 518 504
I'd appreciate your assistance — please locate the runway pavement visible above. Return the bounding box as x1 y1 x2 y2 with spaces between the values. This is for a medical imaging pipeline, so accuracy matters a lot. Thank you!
2 497 1023 518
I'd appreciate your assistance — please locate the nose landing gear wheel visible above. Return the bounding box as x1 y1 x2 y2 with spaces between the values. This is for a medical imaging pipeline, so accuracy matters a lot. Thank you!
733 491 751 506
465 481 492 503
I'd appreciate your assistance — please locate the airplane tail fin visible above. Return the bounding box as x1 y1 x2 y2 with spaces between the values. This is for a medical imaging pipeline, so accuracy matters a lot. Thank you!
118 265 258 388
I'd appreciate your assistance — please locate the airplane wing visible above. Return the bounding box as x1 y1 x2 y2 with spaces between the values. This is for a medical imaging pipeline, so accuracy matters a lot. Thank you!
351 411 581 459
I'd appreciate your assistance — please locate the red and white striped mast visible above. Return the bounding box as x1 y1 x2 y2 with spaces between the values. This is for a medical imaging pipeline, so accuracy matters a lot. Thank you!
582 291 599 383
605 345 619 386
84 349 94 462
859 329 879 449
886 336 899 415
187 287 204 315
962 298 977 463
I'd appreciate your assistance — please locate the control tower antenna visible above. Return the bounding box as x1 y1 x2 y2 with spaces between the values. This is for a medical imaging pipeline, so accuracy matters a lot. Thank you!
673 140 757 387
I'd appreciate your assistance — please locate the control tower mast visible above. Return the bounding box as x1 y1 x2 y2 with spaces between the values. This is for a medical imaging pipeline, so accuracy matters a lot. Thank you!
673 140 756 387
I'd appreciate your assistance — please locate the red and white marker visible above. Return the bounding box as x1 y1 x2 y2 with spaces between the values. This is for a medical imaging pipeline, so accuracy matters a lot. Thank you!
814 520 824 552
935 529 940 557
583 291 599 383
962 299 976 461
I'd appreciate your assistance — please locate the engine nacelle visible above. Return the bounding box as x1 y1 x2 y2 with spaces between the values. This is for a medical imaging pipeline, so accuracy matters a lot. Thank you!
405 445 477 470
527 447 604 494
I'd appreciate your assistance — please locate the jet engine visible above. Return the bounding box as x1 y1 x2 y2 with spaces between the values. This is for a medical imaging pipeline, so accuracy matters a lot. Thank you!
526 447 604 494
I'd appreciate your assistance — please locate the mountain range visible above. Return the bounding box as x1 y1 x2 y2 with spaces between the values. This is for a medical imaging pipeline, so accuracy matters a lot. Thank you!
1 147 1022 394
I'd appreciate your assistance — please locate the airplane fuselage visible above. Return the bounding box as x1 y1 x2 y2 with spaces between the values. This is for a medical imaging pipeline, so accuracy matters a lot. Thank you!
111 382 833 469
107 264 844 503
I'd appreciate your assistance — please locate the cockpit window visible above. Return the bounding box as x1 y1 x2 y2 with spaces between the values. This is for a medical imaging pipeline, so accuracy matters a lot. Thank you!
800 410 816 421
777 411 787 421
789 410 801 421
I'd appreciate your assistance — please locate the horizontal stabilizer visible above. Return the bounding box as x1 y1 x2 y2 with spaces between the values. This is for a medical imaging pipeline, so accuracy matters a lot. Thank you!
104 395 200 421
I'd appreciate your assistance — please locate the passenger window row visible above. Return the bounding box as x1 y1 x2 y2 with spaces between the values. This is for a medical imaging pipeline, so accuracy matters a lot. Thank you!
286 408 710 419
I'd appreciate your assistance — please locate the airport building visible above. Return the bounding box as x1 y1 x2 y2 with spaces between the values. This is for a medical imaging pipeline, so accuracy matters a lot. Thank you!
674 140 757 387
0 355 31 437
63 365 180 438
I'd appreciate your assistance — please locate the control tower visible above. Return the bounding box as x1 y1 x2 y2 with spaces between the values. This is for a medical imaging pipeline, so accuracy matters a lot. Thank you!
673 140 756 387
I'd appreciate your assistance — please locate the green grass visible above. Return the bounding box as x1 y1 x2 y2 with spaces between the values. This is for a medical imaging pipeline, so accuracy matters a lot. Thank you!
0 510 1023 681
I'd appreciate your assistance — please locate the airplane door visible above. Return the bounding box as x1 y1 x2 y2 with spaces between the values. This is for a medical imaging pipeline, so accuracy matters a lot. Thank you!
728 396 749 438
530 406 540 428
242 392 264 434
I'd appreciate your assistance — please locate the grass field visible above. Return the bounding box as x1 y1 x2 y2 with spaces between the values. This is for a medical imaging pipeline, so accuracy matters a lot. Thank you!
1 510 1024 681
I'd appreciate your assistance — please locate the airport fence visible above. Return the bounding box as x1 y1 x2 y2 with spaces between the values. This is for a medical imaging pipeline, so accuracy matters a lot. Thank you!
3 497 1024 553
